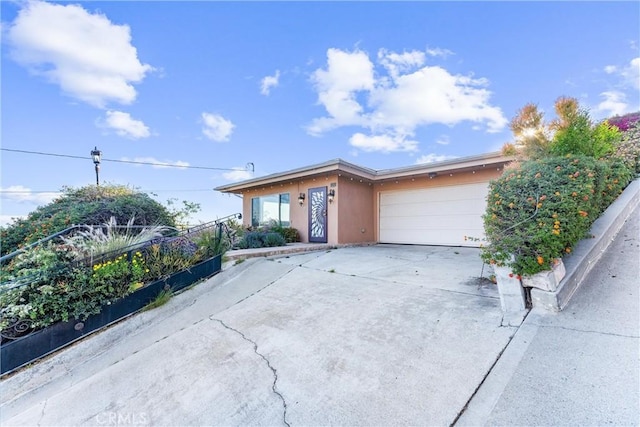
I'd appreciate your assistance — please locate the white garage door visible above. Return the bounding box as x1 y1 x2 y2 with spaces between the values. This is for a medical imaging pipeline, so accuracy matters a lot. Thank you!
379 182 489 247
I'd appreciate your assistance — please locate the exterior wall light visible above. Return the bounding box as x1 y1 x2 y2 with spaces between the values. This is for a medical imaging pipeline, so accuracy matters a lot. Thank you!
328 189 335 203
428 172 437 179
91 146 102 186
298 193 305 206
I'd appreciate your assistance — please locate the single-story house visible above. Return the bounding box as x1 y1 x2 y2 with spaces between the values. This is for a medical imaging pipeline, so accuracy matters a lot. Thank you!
214 151 514 247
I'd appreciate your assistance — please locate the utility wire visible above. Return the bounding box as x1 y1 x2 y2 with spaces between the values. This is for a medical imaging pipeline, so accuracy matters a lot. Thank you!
1 148 250 172
0 189 214 194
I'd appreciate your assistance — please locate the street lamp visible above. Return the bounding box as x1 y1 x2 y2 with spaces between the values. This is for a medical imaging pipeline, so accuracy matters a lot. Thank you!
91 146 102 186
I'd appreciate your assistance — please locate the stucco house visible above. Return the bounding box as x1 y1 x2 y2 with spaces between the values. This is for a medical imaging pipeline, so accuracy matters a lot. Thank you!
214 151 514 247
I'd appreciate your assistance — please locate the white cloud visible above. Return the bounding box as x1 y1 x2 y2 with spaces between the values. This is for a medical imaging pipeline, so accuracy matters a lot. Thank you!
349 133 418 153
425 47 454 58
603 57 640 91
223 168 253 181
201 112 235 142
596 91 628 116
102 111 150 139
260 70 280 95
0 185 61 205
415 153 458 164
307 47 507 153
6 0 153 108
307 48 375 135
621 57 640 90
435 135 450 145
378 49 426 79
120 157 189 169
368 67 504 133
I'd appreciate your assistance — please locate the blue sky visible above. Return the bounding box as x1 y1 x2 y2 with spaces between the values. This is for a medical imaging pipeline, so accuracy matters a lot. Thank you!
1 1 639 226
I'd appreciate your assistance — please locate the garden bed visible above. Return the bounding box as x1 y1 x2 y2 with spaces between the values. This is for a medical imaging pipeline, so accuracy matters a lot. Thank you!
0 254 221 376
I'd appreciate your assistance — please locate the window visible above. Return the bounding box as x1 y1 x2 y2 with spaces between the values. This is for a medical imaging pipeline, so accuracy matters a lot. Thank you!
251 193 290 227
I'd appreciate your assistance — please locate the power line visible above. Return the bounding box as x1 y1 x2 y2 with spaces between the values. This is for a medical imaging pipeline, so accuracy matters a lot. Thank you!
1 148 251 172
0 189 215 194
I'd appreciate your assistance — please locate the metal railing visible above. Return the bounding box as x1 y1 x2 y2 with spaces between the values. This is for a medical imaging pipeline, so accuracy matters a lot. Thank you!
0 214 242 294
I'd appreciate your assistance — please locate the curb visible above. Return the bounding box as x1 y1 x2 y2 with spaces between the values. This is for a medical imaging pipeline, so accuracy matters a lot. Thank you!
531 178 640 311
224 241 376 261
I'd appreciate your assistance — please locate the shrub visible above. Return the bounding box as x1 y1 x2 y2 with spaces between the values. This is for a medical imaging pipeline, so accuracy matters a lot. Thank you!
89 252 147 300
60 216 171 262
259 220 300 243
161 236 198 258
194 229 230 258
0 247 153 331
263 232 287 247
549 110 620 159
0 243 76 287
608 111 640 132
278 227 300 243
236 231 286 249
612 121 640 173
509 97 622 161
0 185 177 256
0 267 95 330
143 243 195 282
481 155 632 276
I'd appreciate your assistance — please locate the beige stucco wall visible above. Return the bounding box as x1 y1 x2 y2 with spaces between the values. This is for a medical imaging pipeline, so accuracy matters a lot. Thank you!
336 176 375 244
372 167 503 242
239 175 341 244
237 166 504 246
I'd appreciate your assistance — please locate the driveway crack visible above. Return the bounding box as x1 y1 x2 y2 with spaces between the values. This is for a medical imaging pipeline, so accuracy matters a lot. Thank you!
535 324 639 338
37 399 48 426
211 318 290 427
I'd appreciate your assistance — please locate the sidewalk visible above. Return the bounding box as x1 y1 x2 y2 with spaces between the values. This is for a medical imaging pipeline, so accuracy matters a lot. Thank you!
457 204 639 425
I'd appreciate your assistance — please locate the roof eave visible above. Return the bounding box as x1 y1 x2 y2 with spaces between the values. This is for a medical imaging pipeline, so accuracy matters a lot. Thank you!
215 152 514 193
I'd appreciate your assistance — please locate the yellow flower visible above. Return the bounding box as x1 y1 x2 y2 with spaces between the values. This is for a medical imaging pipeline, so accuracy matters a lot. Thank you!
537 256 544 265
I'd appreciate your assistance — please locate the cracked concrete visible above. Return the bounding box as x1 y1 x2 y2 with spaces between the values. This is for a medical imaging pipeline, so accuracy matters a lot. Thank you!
1 211 637 427
212 318 290 427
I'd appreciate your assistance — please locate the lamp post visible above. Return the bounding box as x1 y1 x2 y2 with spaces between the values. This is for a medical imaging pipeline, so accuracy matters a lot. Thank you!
91 146 102 186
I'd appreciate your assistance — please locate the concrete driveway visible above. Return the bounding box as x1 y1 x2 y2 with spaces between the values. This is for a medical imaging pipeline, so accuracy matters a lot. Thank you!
1 245 516 426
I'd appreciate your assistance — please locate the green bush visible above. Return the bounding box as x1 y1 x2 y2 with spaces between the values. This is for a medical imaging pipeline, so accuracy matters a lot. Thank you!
612 121 640 174
142 243 195 282
258 220 300 243
60 216 171 261
0 223 229 333
1 185 176 256
278 227 300 243
549 110 620 159
194 229 230 259
481 156 632 276
236 231 286 249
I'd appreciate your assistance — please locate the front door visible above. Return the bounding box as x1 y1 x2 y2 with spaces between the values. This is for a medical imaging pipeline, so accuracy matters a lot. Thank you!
308 186 328 243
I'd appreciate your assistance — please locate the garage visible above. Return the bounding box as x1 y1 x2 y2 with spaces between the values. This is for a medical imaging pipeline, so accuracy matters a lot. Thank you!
378 182 490 247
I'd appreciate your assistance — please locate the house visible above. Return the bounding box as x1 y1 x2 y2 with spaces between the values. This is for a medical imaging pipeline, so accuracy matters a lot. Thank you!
214 152 513 247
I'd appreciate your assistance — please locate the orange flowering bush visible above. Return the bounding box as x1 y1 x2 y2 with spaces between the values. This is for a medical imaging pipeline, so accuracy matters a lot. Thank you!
482 155 632 275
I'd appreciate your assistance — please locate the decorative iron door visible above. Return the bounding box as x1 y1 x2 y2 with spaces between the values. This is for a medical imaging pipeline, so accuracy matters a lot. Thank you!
308 186 328 243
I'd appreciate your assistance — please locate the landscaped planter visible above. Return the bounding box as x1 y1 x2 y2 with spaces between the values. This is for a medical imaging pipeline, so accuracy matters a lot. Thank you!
521 258 566 292
0 254 222 376
494 257 567 313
